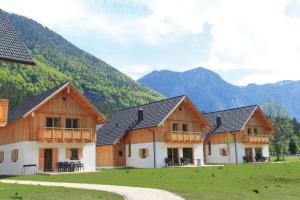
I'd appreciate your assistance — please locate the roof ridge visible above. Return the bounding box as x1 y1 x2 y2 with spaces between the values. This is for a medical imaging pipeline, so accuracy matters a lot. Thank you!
13 81 70 106
118 95 186 112
203 105 258 114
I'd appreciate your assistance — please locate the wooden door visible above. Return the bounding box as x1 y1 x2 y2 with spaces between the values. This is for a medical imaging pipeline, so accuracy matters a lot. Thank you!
44 149 53 171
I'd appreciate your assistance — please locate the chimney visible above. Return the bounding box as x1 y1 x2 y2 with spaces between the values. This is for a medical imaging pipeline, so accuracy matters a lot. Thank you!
216 116 221 127
138 108 144 122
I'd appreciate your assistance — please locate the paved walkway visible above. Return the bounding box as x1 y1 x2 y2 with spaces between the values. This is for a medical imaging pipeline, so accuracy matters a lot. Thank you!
0 180 184 200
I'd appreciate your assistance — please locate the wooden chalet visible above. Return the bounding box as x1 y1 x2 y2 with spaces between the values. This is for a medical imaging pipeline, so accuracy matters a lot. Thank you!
96 96 211 168
203 105 273 164
0 82 105 175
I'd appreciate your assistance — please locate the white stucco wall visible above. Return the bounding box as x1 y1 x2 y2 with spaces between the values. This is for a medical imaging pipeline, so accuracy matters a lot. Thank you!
126 142 204 168
205 143 246 164
193 143 204 166
126 142 168 168
206 143 270 164
0 141 38 175
38 142 96 172
0 141 96 175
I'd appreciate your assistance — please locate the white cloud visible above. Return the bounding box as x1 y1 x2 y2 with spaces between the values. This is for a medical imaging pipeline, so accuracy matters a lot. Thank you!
1 0 300 85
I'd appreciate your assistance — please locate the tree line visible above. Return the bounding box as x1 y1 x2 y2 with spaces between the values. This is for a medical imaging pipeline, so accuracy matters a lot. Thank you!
262 101 300 161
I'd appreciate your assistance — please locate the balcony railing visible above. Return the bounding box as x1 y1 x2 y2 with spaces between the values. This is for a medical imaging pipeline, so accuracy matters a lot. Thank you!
243 134 269 144
165 131 204 143
38 127 94 143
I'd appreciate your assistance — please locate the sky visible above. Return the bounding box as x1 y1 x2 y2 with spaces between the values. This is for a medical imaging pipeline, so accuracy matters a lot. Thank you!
1 0 300 86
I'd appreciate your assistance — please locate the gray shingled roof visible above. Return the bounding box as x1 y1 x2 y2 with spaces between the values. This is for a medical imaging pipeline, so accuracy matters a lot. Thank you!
203 105 258 135
97 96 186 146
8 82 68 122
0 9 35 65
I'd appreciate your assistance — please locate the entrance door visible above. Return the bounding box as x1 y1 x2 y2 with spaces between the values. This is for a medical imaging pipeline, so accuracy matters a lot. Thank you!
183 148 193 164
245 148 253 162
44 149 53 171
167 148 179 165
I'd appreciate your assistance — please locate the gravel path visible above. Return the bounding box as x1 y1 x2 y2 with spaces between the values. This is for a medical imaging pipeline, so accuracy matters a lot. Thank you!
0 180 184 200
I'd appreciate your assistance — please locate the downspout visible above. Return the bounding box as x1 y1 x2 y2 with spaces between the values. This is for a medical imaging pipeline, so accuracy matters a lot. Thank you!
150 129 156 168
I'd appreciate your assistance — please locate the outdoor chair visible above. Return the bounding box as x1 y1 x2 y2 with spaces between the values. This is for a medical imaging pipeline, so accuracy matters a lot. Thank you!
76 161 84 171
69 162 76 172
165 158 172 167
255 154 262 162
58 162 64 172
63 162 69 172
180 157 188 166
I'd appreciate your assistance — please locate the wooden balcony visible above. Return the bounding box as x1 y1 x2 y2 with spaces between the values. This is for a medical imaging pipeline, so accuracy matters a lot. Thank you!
243 134 269 144
165 131 204 143
38 127 94 143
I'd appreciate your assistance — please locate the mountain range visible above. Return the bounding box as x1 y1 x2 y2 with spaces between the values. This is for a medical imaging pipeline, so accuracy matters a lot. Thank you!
0 11 163 117
139 67 300 120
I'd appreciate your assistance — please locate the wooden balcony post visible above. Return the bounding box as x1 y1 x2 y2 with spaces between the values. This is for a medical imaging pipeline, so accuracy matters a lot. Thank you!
51 128 54 142
62 129 65 142
72 129 74 142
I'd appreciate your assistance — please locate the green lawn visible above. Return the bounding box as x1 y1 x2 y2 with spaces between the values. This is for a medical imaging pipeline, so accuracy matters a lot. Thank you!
0 183 122 200
5 162 300 200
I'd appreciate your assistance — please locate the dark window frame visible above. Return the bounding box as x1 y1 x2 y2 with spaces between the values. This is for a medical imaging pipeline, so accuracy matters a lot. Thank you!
247 128 252 135
172 123 178 131
46 117 61 128
65 118 80 129
70 148 79 160
118 150 123 157
254 128 258 135
182 124 188 132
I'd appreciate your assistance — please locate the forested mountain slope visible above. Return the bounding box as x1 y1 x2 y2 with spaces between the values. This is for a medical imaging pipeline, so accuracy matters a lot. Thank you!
0 11 164 117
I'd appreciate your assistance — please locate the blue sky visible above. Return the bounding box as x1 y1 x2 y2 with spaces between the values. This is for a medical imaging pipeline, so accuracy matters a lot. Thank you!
1 0 300 85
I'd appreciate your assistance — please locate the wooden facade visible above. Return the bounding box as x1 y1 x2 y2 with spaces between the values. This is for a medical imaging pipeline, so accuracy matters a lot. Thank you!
96 139 126 167
0 99 9 127
0 84 104 145
123 99 209 145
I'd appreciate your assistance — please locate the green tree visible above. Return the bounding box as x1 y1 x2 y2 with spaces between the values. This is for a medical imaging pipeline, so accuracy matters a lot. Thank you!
289 137 298 154
262 101 294 161
224 132 234 163
292 118 300 137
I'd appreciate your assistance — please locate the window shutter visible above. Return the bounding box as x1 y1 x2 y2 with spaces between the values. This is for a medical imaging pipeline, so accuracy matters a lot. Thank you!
15 149 18 161
66 148 71 159
145 149 149 157
0 151 4 163
78 148 83 159
139 149 142 158
219 149 223 156
11 149 18 162
224 149 229 156
52 148 58 171
11 150 14 162
39 148 44 171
